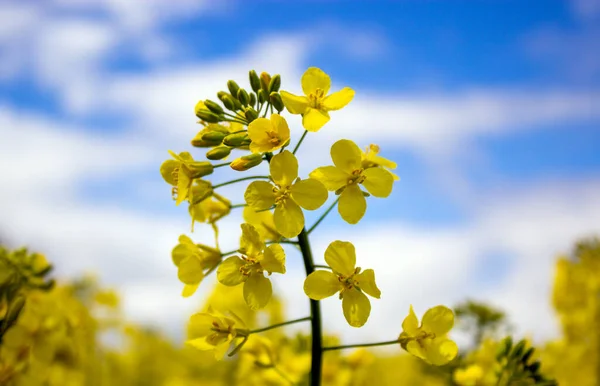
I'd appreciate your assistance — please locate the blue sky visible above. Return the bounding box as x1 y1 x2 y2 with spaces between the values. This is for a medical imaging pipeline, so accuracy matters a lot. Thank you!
1 0 599 345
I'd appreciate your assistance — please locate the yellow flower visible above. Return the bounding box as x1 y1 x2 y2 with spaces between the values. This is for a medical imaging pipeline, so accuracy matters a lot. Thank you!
310 139 394 224
245 150 328 238
454 364 485 386
186 308 248 359
216 224 286 310
361 144 400 181
189 194 231 232
247 113 290 153
172 235 221 298
280 67 355 132
303 241 380 327
160 151 214 205
399 305 458 366
243 206 282 242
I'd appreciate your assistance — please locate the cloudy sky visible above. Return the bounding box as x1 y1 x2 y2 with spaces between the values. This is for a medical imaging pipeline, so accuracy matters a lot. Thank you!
1 0 599 347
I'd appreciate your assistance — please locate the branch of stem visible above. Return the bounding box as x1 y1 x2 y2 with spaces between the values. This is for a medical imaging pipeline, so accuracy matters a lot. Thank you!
322 339 399 351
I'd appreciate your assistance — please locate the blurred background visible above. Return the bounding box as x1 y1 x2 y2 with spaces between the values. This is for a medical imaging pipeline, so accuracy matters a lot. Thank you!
0 0 599 349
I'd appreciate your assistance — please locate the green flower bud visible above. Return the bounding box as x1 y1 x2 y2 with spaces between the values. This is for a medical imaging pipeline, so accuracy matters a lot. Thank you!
269 92 284 112
227 80 240 99
231 153 263 171
223 132 250 147
201 131 227 143
521 347 535 364
206 146 232 160
260 72 271 93
526 361 541 374
249 92 257 106
221 95 236 111
268 74 281 93
244 108 258 123
196 110 222 123
237 88 249 106
496 337 512 360
3 296 25 331
512 340 526 358
258 89 267 104
204 100 224 114
191 133 221 148
249 70 261 93
217 91 229 100
188 162 214 178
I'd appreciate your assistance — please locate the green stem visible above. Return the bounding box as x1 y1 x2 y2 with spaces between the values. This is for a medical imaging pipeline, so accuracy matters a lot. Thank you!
224 117 248 126
221 249 239 257
292 130 308 155
297 228 322 385
307 198 339 235
248 316 311 334
322 339 399 351
229 203 247 209
313 265 331 270
212 176 270 189
213 162 231 168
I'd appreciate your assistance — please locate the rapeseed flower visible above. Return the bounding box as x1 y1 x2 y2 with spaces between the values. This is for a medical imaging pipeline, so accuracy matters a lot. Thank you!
186 307 247 359
247 113 290 153
361 144 400 181
172 235 221 298
160 151 213 205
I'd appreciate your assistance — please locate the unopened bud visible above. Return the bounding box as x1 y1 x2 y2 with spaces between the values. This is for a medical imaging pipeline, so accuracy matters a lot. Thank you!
4 296 25 330
196 110 222 123
258 89 267 104
237 88 249 106
221 96 236 111
227 80 240 99
201 131 227 143
230 153 263 171
268 74 281 93
194 100 206 116
188 162 214 178
269 92 284 112
249 92 257 106
249 70 261 92
191 132 221 147
244 108 258 123
204 100 224 114
206 146 232 160
223 132 250 147
260 72 271 93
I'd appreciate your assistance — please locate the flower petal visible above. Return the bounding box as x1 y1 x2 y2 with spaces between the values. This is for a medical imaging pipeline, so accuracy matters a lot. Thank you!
178 256 204 285
182 283 199 298
270 150 298 187
290 178 328 210
176 166 192 206
247 117 271 143
309 166 348 191
362 168 394 198
425 338 458 366
280 91 308 114
356 269 381 299
331 139 362 174
324 240 356 276
301 67 331 95
303 271 342 300
217 256 246 286
240 223 265 256
274 199 304 238
244 181 276 210
342 289 371 327
160 159 179 185
188 313 216 339
338 184 366 224
260 244 286 274
271 113 290 142
302 108 330 132
244 274 272 310
422 305 455 336
406 340 426 360
402 305 419 336
213 342 231 360
323 87 355 111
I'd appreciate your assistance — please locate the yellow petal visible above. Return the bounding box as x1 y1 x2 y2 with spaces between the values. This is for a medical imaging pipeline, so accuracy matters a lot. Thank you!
160 159 179 185
356 269 381 299
406 340 427 360
290 178 328 210
172 241 194 266
186 337 214 351
309 166 348 191
244 181 276 210
425 338 458 366
176 166 192 206
182 283 199 298
331 139 362 174
369 153 397 170
178 256 204 285
247 117 271 143
338 184 366 224
324 240 356 276
280 91 308 114
402 305 419 336
362 168 394 198
188 313 216 339
342 288 371 327
243 207 280 241
244 274 272 310
271 113 290 142
302 107 330 132
303 271 341 300
217 256 246 286
270 150 298 187
274 199 304 238
213 341 231 360
260 244 286 274
240 223 265 256
421 305 455 335
301 67 331 95
322 87 355 111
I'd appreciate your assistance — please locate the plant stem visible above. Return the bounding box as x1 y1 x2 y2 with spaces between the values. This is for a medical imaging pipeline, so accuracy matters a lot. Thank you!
212 175 270 189
221 249 239 257
312 265 331 270
249 316 311 334
293 130 308 155
213 162 231 168
297 227 322 385
307 198 339 235
229 203 247 209
322 339 399 351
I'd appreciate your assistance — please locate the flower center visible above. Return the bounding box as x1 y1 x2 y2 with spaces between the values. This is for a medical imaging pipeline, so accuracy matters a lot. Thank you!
238 256 262 276
267 131 281 146
273 186 291 205
338 267 361 290
347 169 366 185
308 88 326 109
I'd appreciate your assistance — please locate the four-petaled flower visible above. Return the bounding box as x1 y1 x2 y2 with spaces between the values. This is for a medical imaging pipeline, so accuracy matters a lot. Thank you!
245 150 328 238
186 307 248 359
172 235 222 297
247 113 290 153
217 224 286 309
361 144 400 181
310 139 394 224
304 241 381 327
399 305 458 366
160 151 214 205
280 67 355 132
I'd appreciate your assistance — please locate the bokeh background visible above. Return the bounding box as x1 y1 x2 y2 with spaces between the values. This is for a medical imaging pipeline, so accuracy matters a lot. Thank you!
1 0 599 347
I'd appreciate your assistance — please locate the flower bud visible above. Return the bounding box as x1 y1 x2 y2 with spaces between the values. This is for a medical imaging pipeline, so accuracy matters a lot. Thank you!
188 162 214 178
191 132 221 148
268 74 281 93
223 132 251 147
201 131 227 143
249 70 261 92
4 296 25 331
258 89 267 104
196 109 222 123
194 100 206 116
269 92 284 112
231 153 263 171
221 95 236 111
227 80 240 99
237 88 249 106
206 146 232 160
249 92 257 106
204 100 224 114
260 72 271 93
244 108 258 123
